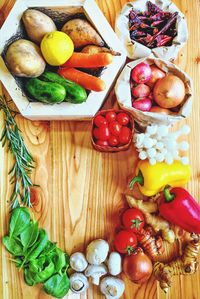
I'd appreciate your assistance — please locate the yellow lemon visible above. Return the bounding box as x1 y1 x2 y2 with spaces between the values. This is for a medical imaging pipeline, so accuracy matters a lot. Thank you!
41 31 74 66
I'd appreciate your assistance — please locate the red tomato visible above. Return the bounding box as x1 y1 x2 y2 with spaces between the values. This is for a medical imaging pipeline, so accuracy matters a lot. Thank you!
122 208 145 233
118 127 131 144
94 115 107 127
98 124 110 141
93 128 100 139
96 140 108 146
109 121 122 137
117 113 130 126
114 230 138 254
108 135 119 147
105 111 117 122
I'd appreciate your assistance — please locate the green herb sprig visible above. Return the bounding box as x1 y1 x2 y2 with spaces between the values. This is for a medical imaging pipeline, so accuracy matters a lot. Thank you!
0 96 34 209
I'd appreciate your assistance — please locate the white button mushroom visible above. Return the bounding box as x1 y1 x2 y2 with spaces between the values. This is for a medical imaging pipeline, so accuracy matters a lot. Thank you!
85 264 107 285
100 277 125 299
70 252 88 272
107 252 122 276
70 273 89 294
86 239 109 265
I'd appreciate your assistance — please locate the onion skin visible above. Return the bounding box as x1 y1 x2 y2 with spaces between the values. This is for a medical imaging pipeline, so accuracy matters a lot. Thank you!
132 97 152 112
123 249 153 284
132 84 151 98
131 62 152 84
147 65 165 88
153 74 185 108
149 106 172 114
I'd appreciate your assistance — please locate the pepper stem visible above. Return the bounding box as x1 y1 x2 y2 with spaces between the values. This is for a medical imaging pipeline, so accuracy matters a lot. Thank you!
129 170 144 190
164 186 175 202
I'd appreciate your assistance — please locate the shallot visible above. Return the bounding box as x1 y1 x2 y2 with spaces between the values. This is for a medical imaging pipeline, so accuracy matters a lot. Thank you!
131 62 152 84
147 65 165 88
131 84 151 98
132 97 152 111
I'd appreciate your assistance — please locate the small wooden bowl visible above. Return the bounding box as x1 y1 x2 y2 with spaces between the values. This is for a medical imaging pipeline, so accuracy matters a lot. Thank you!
91 109 134 152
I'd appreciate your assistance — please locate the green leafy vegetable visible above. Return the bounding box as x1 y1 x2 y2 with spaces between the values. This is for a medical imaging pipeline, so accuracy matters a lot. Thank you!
3 236 23 256
43 273 70 298
20 220 39 252
9 207 30 238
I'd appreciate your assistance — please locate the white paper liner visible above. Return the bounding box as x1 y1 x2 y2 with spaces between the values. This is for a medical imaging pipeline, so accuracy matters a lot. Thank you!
115 57 193 129
115 0 188 61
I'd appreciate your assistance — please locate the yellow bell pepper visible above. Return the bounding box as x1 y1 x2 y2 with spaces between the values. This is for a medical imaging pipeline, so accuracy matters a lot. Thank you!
129 160 191 197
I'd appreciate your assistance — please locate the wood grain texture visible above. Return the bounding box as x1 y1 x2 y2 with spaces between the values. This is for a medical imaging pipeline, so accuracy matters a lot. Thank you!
0 0 200 299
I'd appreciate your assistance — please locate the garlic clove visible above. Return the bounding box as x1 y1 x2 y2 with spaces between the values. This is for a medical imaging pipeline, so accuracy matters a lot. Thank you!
146 125 158 135
147 148 156 158
149 158 156 165
181 156 189 165
143 137 154 149
155 142 164 150
139 151 148 160
157 125 169 137
178 141 189 151
165 154 174 165
156 152 165 163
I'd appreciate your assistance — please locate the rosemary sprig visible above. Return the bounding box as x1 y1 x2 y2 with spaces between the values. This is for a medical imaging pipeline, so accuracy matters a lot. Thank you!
0 96 34 209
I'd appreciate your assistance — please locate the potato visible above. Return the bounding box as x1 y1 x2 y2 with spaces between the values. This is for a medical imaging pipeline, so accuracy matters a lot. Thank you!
61 18 104 49
81 45 121 56
5 39 46 77
22 9 57 44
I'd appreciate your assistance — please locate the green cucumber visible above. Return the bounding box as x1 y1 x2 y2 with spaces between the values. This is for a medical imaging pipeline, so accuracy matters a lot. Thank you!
26 78 66 104
40 71 87 104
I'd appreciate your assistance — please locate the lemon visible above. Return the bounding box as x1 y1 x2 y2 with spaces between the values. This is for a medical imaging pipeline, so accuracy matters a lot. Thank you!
41 31 74 66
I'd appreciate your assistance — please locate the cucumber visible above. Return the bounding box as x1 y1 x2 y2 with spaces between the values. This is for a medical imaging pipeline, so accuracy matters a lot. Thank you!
26 78 66 104
40 71 87 104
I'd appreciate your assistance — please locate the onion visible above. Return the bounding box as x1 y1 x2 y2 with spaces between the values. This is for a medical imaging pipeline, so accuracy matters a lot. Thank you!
131 84 151 98
131 62 152 84
150 106 172 115
123 248 153 284
153 74 185 109
132 97 152 111
147 65 165 88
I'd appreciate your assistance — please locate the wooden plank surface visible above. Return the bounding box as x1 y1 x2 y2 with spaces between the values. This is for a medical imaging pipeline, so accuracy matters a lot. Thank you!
0 0 200 299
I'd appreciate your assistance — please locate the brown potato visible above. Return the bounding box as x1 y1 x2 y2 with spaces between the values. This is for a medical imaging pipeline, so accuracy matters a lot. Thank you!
5 39 46 77
81 45 120 56
61 18 104 49
22 9 56 44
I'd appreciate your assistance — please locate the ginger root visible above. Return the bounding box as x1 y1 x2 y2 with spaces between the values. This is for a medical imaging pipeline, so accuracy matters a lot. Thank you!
126 195 175 243
153 234 200 293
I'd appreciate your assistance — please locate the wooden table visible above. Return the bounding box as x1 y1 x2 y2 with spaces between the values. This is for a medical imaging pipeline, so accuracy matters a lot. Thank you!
0 0 200 299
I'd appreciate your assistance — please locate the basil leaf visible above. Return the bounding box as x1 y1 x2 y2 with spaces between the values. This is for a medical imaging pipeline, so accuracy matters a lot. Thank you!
9 207 30 238
53 248 67 274
3 236 23 256
43 273 70 298
20 221 39 252
24 269 35 286
31 260 55 283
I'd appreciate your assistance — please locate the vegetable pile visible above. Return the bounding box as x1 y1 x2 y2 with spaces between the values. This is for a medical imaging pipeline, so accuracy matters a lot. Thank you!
129 1 178 49
3 207 70 298
131 61 186 113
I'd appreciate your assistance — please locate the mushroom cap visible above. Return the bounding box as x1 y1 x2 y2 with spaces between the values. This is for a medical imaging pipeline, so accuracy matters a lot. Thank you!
86 239 109 265
70 252 88 272
70 273 89 294
100 276 125 299
108 252 122 276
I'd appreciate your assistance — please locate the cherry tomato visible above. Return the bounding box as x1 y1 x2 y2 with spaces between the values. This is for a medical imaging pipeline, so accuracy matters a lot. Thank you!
98 124 110 141
109 121 121 137
94 115 107 127
93 128 100 139
117 113 130 126
108 135 119 147
114 230 138 254
105 111 117 122
122 208 145 233
118 127 131 144
96 140 108 146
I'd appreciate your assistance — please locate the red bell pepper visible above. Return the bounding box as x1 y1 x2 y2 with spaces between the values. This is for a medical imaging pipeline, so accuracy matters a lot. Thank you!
159 187 200 234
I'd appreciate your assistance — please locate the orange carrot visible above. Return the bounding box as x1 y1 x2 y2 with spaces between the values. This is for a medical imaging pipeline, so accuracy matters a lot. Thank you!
58 67 106 92
62 52 113 68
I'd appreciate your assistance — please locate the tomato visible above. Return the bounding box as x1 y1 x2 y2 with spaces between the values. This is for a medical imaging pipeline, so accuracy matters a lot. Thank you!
96 140 108 146
98 124 110 141
108 135 119 147
114 230 137 254
122 208 145 233
93 128 100 139
117 113 130 126
94 115 107 127
108 121 121 137
105 111 117 122
118 127 131 144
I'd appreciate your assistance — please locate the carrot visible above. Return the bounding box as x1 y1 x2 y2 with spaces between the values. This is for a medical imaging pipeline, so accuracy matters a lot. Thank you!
58 67 106 92
62 52 113 68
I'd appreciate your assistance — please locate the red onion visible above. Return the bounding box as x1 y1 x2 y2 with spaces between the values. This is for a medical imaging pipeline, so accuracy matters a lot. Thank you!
131 84 151 98
147 65 165 88
131 62 152 84
132 97 152 111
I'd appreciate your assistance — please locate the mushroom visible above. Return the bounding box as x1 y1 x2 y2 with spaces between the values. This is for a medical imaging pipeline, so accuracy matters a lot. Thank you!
70 252 88 272
69 273 89 294
100 277 125 299
85 264 107 285
86 239 109 265
107 252 122 276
